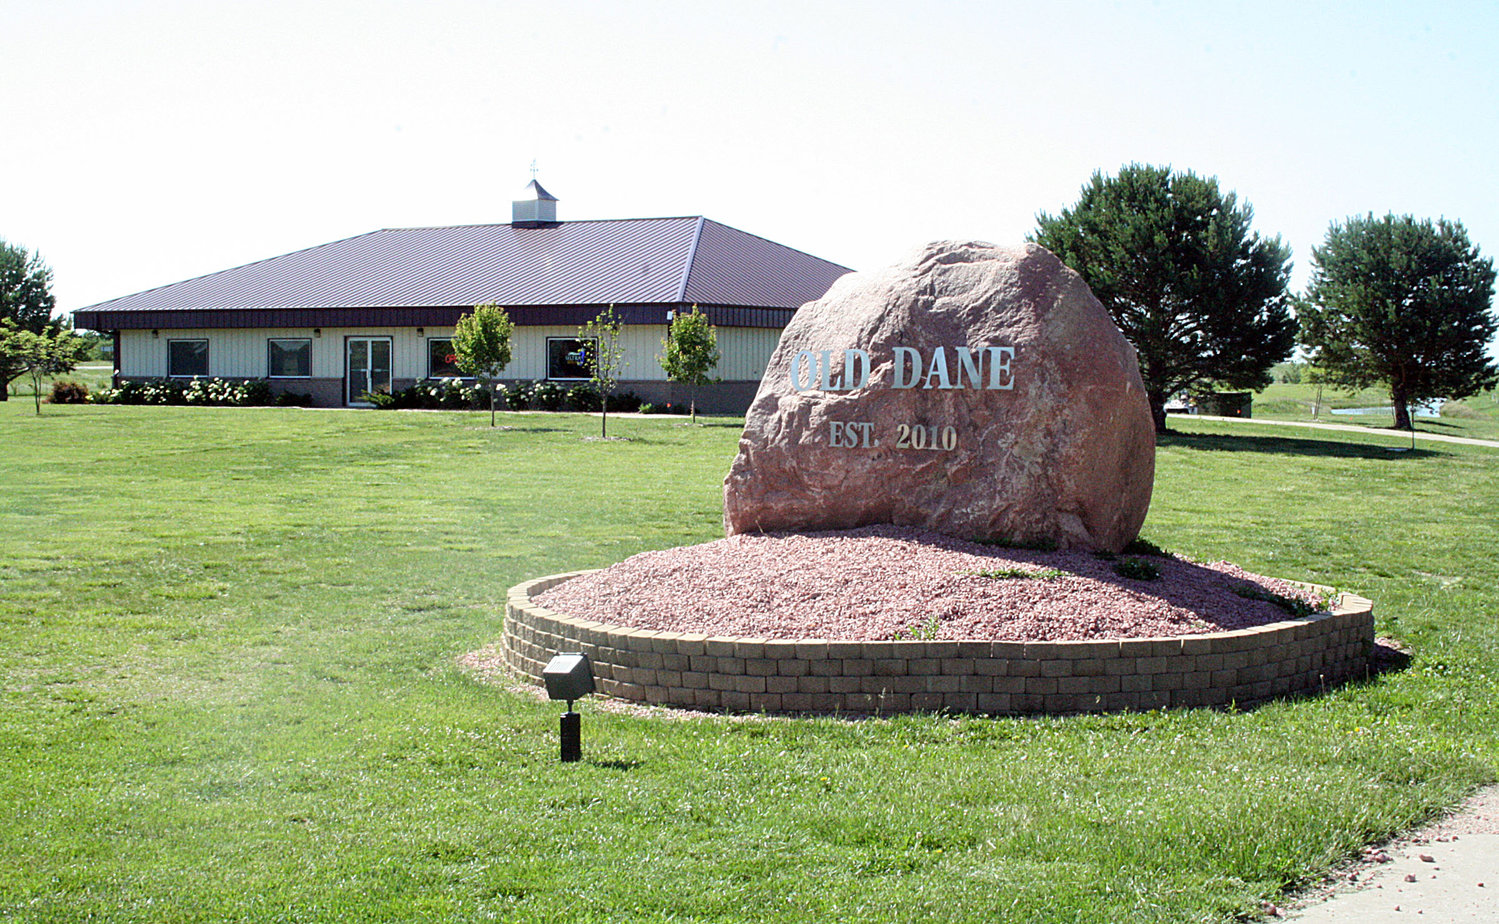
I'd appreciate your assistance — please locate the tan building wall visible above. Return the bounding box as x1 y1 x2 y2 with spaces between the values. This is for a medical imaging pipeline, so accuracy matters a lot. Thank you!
117 323 783 411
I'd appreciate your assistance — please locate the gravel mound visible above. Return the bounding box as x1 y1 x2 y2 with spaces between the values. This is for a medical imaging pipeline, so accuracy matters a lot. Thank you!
535 525 1327 642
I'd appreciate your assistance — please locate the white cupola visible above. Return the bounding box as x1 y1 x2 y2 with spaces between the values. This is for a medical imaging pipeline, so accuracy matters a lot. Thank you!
512 180 559 227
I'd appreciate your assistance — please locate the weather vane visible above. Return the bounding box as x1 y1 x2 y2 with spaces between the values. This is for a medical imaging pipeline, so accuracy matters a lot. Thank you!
529 159 539 180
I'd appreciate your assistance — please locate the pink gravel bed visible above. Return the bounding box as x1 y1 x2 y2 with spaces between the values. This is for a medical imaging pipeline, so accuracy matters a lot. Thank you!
534 525 1329 642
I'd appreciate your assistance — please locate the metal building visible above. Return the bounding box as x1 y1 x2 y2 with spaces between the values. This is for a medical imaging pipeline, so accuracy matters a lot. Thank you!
73 182 851 412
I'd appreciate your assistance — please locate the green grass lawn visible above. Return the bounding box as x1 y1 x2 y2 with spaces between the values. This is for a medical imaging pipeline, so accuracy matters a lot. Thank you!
2 404 1496 922
1247 382 1499 442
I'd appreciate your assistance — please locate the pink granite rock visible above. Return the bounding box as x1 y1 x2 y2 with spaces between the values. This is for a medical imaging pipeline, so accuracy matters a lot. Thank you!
722 241 1155 552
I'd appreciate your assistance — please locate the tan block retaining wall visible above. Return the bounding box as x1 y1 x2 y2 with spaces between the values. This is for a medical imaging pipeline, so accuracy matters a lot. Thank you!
503 570 1375 715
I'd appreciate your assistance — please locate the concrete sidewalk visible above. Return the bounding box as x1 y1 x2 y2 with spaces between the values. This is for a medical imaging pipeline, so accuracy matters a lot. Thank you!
1186 415 1499 449
1287 787 1499 922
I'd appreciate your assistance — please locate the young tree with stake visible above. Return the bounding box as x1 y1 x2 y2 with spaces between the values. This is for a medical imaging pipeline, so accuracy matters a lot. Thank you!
580 306 627 438
451 303 513 427
659 305 720 422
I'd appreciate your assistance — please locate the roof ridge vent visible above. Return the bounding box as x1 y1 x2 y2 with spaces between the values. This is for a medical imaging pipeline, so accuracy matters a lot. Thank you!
512 179 559 228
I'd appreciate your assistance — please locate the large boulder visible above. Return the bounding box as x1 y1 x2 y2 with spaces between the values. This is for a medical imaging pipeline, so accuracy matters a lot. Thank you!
722 241 1154 552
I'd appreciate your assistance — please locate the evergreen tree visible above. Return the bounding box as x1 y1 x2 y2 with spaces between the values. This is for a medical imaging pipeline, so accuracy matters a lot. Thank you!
1298 214 1497 430
1032 164 1296 432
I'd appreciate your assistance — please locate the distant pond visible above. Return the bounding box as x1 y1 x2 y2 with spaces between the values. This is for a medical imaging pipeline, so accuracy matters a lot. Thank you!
1329 399 1444 418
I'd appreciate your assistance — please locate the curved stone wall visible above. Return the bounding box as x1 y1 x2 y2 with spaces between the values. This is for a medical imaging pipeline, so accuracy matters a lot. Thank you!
503 570 1375 715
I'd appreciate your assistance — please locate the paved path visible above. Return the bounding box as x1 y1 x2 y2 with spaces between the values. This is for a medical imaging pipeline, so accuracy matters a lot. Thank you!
1287 787 1499 922
1187 415 1499 449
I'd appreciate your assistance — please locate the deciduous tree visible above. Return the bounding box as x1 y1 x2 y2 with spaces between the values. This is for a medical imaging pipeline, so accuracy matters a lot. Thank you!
1032 164 1296 432
1298 214 1497 430
452 303 514 427
580 306 627 438
0 320 90 415
1 239 59 401
659 305 719 422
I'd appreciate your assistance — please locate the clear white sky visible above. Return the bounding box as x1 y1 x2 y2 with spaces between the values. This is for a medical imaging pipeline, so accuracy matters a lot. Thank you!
4 0 1496 327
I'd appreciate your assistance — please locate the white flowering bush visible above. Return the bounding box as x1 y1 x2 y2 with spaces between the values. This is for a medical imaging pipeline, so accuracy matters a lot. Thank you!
91 377 276 406
381 378 487 410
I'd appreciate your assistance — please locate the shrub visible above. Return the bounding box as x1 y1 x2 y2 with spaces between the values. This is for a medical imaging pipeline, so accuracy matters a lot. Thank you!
567 383 602 412
431 378 479 409
889 614 942 641
90 377 278 407
378 378 489 411
1121 537 1170 557
242 380 274 405
501 383 529 410
111 379 185 404
608 391 643 413
969 567 1065 581
1113 557 1160 581
1440 400 1481 420
528 381 567 412
49 380 90 404
1232 584 1326 617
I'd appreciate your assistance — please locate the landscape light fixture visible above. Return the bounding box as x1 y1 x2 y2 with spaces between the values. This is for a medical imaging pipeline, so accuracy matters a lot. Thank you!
542 652 595 762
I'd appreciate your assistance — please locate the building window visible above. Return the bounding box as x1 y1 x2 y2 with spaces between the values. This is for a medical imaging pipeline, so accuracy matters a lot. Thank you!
268 339 312 378
546 337 595 380
167 339 209 377
428 338 462 378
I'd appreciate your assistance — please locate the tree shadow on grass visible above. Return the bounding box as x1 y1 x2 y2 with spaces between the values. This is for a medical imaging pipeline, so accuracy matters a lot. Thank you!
469 424 574 435
587 757 645 771
634 418 744 430
1159 430 1441 461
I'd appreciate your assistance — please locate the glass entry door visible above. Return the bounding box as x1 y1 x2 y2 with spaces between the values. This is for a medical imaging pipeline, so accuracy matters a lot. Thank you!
345 337 392 405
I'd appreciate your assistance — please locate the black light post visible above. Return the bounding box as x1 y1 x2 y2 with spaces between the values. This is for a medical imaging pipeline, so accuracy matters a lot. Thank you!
542 653 595 763
559 708 581 762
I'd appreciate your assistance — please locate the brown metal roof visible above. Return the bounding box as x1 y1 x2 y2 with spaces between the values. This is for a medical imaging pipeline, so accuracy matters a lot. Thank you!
74 217 851 330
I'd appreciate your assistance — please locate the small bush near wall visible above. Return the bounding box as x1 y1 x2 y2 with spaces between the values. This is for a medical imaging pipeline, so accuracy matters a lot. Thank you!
528 381 568 411
562 384 642 413
366 378 642 414
388 378 488 410
567 384 602 412
184 378 273 406
49 380 90 404
498 383 526 410
92 378 279 407
606 391 642 413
